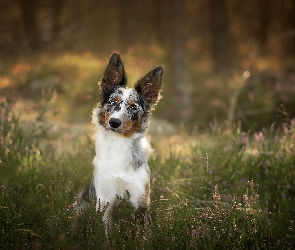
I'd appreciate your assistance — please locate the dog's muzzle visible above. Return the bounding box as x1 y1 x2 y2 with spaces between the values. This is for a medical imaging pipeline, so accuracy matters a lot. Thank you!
109 118 121 128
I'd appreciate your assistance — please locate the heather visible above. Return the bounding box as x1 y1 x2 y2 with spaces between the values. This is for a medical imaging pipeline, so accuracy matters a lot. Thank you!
1 97 294 249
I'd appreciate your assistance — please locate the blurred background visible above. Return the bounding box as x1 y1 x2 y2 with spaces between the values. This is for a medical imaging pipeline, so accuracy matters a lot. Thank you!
1 0 295 132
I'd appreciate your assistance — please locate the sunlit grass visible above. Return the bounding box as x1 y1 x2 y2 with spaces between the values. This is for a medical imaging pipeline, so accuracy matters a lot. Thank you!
1 97 294 249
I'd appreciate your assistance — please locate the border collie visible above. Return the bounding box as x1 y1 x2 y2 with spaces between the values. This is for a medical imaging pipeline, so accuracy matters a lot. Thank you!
73 52 163 232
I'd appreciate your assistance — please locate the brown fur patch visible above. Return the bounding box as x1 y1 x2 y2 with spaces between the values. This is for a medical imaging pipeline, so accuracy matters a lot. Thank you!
127 99 135 106
115 95 121 102
98 107 110 128
120 114 143 137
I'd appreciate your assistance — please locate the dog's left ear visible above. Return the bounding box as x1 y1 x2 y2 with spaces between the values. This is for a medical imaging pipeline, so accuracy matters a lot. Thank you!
100 52 127 102
134 65 164 108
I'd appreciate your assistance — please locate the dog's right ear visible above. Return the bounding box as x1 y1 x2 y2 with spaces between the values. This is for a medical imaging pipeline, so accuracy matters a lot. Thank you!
134 65 163 109
100 52 127 102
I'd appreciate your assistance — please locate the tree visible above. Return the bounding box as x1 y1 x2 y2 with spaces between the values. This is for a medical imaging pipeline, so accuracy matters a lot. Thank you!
256 0 270 55
118 0 140 50
18 0 41 52
170 0 192 123
285 0 295 54
51 0 64 43
209 0 231 72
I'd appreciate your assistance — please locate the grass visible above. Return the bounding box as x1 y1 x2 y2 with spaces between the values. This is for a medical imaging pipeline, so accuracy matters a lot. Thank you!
1 96 295 249
1 49 295 249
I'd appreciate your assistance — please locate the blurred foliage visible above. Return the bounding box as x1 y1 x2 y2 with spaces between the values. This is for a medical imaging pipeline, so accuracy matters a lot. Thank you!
0 0 295 129
1 0 295 58
1 51 295 130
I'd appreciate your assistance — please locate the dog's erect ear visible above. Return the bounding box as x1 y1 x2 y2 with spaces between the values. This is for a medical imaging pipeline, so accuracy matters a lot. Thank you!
134 65 164 108
100 52 127 101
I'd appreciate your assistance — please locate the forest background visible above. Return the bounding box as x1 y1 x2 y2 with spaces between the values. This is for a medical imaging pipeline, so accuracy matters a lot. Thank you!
1 0 295 130
1 1 295 248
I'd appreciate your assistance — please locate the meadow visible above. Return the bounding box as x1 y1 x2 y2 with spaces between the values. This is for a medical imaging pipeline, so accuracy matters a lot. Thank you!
1 96 295 249
1 53 295 249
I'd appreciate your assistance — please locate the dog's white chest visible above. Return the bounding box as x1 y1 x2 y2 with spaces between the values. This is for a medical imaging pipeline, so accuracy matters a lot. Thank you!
92 126 150 207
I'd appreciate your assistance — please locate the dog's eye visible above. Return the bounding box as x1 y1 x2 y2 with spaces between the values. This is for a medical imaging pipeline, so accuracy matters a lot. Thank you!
108 100 116 106
128 105 137 111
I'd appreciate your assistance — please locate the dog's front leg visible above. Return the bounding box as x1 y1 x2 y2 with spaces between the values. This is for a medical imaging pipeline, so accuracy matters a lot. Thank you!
133 179 151 225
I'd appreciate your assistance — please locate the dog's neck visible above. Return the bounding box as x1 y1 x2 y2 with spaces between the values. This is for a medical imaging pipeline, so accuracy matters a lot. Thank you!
93 124 151 172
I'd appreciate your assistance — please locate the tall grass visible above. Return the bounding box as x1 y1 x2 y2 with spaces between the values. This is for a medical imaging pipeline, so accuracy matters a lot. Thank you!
0 97 294 249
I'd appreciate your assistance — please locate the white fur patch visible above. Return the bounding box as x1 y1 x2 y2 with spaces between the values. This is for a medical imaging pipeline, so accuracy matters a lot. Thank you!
108 89 132 125
92 124 151 221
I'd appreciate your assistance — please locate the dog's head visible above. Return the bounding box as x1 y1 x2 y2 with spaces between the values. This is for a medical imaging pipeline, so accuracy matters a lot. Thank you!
92 52 163 137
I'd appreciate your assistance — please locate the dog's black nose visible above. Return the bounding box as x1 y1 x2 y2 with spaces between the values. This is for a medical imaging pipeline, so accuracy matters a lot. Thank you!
109 118 121 128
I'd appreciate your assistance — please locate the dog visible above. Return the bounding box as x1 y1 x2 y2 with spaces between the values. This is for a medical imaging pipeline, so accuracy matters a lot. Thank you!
73 52 163 232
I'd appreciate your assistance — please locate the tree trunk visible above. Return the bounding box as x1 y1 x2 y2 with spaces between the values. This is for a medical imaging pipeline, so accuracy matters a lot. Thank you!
118 0 139 50
171 0 192 123
18 0 41 52
286 0 295 54
292 0 295 53
51 0 64 43
209 0 231 73
256 0 269 56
